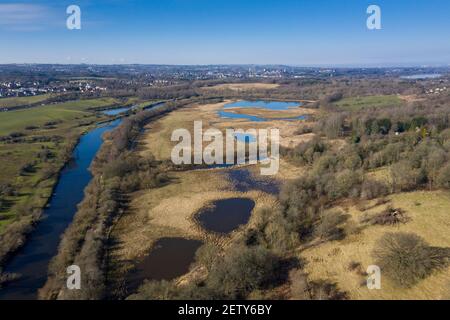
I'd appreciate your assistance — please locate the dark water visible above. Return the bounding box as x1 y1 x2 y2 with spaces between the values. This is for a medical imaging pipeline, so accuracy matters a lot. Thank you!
197 198 255 234
227 168 280 194
126 238 203 294
0 119 122 300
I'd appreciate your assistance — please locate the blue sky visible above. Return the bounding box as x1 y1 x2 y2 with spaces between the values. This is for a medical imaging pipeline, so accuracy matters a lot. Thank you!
1 0 450 65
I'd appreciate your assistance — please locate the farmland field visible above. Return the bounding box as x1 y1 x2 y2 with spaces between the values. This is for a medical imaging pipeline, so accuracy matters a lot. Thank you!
0 97 125 232
0 98 119 136
0 94 56 109
335 95 404 111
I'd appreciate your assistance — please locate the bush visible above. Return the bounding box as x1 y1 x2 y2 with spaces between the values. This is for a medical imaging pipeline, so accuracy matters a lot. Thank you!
360 179 389 200
127 280 176 300
390 160 423 191
289 269 311 300
195 243 220 272
315 210 349 241
206 245 280 299
288 268 347 300
437 163 450 189
365 207 410 226
373 232 449 287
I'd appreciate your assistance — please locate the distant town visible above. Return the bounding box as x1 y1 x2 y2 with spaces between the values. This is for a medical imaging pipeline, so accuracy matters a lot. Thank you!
1 64 449 102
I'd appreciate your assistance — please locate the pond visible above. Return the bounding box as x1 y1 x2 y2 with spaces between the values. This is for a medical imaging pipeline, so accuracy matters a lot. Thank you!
196 198 255 234
218 100 307 122
224 100 302 110
126 238 203 294
227 168 280 194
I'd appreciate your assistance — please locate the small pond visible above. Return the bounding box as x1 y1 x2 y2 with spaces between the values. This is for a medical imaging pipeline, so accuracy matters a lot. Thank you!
126 238 203 294
196 198 255 234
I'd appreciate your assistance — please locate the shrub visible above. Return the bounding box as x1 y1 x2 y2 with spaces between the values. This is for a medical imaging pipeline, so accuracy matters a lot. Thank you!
373 232 449 287
289 268 311 300
390 160 423 191
127 280 177 300
437 163 450 189
315 210 349 241
360 179 389 200
195 243 220 272
365 207 410 226
206 245 280 299
309 280 348 300
289 268 347 300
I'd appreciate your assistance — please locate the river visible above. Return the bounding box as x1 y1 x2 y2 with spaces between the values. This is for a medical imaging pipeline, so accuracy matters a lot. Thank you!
0 118 123 300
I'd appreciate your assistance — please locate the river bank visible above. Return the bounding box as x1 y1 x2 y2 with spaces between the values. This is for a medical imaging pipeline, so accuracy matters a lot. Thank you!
0 117 124 299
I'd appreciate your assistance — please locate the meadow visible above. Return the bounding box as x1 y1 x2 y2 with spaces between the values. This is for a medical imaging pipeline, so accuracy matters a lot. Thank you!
0 97 119 135
0 97 125 233
302 191 450 300
0 94 56 109
335 95 404 111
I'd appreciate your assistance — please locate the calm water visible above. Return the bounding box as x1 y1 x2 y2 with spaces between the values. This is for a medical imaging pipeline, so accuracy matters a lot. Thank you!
0 119 122 300
224 100 301 110
126 238 203 294
196 198 255 234
227 168 280 194
102 107 132 116
401 74 442 80
219 100 306 122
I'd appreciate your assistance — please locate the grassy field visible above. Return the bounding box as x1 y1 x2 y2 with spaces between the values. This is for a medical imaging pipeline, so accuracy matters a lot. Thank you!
335 95 404 111
0 94 57 109
0 97 119 136
301 191 450 300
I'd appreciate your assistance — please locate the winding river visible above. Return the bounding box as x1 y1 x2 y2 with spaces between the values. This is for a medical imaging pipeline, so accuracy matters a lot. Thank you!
0 118 123 300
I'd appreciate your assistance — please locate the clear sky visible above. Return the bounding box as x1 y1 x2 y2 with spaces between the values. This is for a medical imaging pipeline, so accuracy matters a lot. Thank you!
1 0 449 66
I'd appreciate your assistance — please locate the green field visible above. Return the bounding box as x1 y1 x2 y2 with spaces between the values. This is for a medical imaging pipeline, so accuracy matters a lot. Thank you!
0 97 124 232
0 97 119 136
0 94 56 109
335 95 404 111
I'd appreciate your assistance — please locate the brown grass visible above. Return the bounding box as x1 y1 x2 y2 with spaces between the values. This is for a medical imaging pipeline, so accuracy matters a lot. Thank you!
109 99 312 291
301 191 450 300
224 106 315 119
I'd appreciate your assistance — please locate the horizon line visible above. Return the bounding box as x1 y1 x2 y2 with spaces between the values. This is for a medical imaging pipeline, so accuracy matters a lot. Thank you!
1 62 450 69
